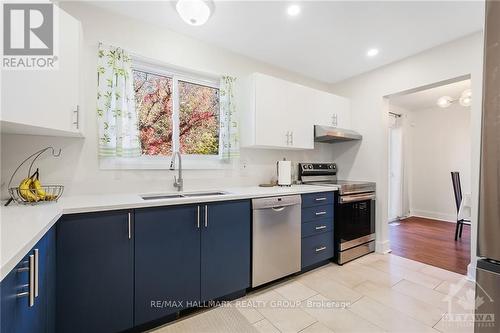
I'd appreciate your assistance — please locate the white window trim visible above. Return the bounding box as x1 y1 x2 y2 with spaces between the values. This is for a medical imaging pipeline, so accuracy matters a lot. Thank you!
100 57 231 170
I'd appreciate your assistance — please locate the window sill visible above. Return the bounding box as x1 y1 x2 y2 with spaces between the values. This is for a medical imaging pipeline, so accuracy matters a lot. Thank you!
99 156 235 170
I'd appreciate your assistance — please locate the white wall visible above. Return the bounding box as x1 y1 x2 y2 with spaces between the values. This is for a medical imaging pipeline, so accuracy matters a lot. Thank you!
330 31 484 279
0 2 352 197
405 104 471 222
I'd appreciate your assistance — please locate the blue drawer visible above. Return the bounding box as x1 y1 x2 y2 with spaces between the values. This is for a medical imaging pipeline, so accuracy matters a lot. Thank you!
302 205 333 223
301 218 333 238
301 192 334 208
301 232 334 269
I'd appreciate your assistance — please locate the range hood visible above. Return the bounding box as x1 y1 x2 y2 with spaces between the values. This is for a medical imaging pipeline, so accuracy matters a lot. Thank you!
314 125 362 142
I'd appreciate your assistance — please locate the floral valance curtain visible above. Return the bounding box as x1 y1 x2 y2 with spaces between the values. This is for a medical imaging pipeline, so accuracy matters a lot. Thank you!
97 43 141 157
219 76 239 159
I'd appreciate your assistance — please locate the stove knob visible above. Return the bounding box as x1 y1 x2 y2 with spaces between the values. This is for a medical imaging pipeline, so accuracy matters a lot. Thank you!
328 165 333 169
309 164 313 169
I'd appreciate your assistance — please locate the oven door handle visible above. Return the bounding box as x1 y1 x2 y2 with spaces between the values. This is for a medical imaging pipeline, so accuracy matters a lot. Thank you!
339 193 376 204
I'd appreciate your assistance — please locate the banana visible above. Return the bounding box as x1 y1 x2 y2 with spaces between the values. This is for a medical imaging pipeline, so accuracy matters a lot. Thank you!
19 177 39 202
31 178 46 200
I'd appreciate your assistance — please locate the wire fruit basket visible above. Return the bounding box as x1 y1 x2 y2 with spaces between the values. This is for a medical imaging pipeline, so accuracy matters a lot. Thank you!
5 147 64 206
9 185 64 205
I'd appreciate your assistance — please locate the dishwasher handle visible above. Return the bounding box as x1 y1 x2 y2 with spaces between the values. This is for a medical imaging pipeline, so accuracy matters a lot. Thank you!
252 195 302 210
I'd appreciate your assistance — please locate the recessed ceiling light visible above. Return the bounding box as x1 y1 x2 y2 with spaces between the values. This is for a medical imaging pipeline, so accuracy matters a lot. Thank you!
287 4 301 17
366 48 379 57
176 0 213 26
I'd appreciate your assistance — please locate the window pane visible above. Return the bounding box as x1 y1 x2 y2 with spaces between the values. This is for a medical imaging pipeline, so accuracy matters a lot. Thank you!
133 70 173 156
178 81 220 155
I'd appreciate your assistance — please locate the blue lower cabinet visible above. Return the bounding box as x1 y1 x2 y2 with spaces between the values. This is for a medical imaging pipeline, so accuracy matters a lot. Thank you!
134 205 201 326
134 200 252 326
301 232 334 269
302 205 334 223
0 227 55 333
56 211 134 333
201 201 251 301
301 218 333 238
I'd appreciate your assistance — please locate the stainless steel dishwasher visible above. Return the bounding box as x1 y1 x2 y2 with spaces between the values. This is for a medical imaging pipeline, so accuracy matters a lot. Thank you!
252 195 301 287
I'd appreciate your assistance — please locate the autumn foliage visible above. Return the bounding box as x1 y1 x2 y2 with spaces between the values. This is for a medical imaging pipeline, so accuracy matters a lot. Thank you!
133 70 220 156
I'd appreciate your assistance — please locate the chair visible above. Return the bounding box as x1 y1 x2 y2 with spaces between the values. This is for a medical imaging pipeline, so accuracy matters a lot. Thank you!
451 172 469 240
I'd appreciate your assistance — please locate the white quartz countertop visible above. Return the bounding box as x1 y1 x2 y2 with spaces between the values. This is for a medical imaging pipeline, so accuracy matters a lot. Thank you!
1 184 337 281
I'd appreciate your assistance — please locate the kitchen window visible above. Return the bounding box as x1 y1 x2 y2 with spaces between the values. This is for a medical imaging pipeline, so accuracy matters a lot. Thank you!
133 62 220 159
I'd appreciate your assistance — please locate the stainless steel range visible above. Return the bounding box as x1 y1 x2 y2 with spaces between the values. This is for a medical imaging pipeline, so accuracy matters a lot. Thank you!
298 163 376 264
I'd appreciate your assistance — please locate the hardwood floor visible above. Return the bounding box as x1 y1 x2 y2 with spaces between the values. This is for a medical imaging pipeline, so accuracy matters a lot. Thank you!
389 216 470 275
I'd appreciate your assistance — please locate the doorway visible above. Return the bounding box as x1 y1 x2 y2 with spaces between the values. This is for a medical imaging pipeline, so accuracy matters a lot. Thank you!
386 78 472 275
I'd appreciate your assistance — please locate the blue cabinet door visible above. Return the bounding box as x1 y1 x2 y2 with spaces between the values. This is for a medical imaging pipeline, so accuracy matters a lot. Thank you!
1 227 54 333
56 211 134 333
134 205 201 326
1 263 18 333
45 227 56 333
201 200 251 301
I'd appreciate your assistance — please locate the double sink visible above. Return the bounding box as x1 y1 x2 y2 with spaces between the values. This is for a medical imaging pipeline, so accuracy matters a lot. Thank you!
141 191 229 201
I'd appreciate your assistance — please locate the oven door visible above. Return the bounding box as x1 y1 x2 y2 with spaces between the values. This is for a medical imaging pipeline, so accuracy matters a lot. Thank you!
335 192 376 250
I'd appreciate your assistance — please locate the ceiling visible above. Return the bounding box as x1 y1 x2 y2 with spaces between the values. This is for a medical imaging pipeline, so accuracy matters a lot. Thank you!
89 1 484 84
389 79 471 110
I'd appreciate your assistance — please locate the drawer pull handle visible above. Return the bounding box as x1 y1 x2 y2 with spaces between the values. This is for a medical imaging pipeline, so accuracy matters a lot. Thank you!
315 211 327 216
315 197 327 201
315 246 327 252
34 249 39 298
315 225 327 230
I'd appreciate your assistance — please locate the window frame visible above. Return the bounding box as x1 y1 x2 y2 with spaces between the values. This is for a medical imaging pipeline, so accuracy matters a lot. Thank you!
100 57 228 170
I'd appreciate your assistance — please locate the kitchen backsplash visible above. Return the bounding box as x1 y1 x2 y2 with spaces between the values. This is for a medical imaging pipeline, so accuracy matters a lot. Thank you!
0 133 351 199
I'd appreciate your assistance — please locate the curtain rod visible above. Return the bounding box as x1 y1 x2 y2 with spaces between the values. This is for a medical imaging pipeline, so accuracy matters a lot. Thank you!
389 112 402 118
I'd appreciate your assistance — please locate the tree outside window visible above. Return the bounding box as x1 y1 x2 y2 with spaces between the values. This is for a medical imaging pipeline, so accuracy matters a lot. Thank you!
133 68 220 157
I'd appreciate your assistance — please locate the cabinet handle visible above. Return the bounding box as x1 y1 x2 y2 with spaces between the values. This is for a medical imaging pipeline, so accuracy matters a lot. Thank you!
315 197 327 201
34 249 39 298
73 105 80 129
291 131 294 145
197 206 200 229
315 211 327 216
128 212 132 240
315 225 327 230
205 205 208 228
315 246 327 253
16 255 35 307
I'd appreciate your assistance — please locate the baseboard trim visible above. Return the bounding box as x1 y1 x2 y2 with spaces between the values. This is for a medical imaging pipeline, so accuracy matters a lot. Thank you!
467 259 477 281
410 210 456 223
376 240 391 254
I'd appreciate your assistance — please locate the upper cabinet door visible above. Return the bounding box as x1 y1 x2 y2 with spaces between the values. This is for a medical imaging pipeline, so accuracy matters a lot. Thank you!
287 83 315 149
312 91 351 129
200 201 251 301
1 6 82 137
56 211 134 333
254 74 290 148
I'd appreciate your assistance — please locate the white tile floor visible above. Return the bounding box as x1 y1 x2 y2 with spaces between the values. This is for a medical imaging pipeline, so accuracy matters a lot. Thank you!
151 254 476 333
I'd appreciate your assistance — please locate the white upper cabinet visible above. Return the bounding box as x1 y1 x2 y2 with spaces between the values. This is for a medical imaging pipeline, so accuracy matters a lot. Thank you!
241 73 351 150
1 6 83 137
311 90 351 129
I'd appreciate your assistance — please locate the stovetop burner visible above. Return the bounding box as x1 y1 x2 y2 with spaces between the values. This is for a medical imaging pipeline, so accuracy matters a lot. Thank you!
298 163 376 195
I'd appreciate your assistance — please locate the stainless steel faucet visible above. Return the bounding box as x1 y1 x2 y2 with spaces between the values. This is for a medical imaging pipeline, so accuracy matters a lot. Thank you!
169 151 183 192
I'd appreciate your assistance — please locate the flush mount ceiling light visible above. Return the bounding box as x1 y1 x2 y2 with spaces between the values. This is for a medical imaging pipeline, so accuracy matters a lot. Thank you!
366 48 379 57
459 89 472 107
176 0 214 26
287 4 301 16
437 96 454 108
437 89 472 108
